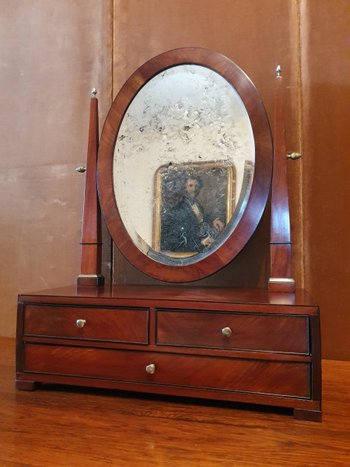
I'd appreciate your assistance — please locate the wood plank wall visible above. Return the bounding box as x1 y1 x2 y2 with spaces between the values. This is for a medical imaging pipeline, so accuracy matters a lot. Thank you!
0 1 349 359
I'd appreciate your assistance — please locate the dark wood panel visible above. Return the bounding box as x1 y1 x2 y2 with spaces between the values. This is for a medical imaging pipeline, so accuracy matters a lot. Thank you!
301 1 350 360
156 310 309 354
24 345 310 398
24 305 149 344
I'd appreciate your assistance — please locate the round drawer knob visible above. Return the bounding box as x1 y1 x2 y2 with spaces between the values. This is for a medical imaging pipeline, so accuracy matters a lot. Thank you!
145 363 156 375
221 326 232 338
76 319 87 328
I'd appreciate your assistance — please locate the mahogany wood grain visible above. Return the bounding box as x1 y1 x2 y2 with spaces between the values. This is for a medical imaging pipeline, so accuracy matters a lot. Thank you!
18 284 318 310
23 305 149 344
268 70 295 292
15 379 36 391
294 408 322 422
24 345 310 398
78 94 104 287
97 47 273 282
16 370 319 412
2 338 349 466
16 285 321 419
156 310 309 354
310 315 322 403
21 336 311 363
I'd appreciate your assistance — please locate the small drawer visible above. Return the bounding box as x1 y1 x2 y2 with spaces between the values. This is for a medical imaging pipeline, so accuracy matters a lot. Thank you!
24 344 310 398
156 310 309 354
24 305 148 344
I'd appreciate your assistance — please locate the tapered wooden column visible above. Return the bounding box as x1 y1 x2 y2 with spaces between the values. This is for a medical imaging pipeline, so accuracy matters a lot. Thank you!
77 89 104 287
268 66 295 293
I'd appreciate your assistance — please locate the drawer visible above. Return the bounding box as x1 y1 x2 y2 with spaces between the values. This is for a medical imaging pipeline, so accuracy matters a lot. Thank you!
24 344 310 398
156 310 309 354
24 305 148 344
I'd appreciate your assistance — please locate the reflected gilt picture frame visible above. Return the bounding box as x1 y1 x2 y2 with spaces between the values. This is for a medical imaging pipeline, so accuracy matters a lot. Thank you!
153 161 236 257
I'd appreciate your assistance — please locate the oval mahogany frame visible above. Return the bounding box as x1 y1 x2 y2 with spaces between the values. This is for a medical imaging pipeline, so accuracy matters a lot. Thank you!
97 47 273 282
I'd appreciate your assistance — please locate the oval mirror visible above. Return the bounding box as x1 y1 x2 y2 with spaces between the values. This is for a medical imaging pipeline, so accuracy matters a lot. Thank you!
98 48 272 282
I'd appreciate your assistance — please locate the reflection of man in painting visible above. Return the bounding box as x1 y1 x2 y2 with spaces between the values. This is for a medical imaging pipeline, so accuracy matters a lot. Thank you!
161 175 225 253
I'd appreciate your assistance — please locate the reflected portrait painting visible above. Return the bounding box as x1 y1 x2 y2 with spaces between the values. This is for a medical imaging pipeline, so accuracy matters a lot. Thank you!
153 162 236 257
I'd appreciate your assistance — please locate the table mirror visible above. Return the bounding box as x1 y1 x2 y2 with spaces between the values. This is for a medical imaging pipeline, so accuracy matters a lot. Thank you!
98 48 273 281
16 47 322 422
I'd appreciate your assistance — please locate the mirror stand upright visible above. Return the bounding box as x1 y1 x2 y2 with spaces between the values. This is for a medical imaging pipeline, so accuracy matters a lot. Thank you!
16 49 321 422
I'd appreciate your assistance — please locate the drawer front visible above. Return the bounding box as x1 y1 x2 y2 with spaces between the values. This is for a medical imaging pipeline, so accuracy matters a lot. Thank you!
24 305 148 344
24 345 310 398
156 310 309 354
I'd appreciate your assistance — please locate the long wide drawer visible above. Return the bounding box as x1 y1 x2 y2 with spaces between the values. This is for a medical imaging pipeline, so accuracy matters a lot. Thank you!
23 305 149 344
24 344 310 398
156 310 309 354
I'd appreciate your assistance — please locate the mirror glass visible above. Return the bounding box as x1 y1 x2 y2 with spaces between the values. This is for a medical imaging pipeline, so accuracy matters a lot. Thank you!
113 64 255 266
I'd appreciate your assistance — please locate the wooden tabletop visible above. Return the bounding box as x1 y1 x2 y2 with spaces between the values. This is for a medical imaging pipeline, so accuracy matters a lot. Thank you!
18 284 318 307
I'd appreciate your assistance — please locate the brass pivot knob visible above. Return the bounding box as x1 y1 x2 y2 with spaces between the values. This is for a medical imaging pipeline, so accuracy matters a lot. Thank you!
145 363 156 375
221 326 232 338
287 152 302 160
75 166 86 173
76 319 87 328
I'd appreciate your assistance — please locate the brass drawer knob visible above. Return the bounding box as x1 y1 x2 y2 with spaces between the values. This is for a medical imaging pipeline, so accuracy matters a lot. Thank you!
221 326 232 338
145 363 156 375
76 319 87 328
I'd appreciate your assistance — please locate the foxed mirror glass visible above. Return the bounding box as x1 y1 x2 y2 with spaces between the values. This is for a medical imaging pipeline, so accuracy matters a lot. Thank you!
114 65 255 264
98 48 272 282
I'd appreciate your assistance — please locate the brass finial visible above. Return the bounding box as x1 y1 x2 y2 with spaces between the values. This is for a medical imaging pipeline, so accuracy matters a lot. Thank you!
276 65 282 78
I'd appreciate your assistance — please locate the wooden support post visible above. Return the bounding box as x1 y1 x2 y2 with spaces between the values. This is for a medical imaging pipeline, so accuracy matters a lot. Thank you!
77 89 104 287
268 66 295 293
